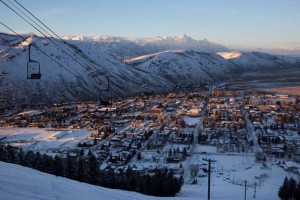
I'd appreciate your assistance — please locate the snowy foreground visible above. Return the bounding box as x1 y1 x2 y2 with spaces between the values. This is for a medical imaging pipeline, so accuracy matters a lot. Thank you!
0 160 293 200
0 161 161 200
0 128 296 200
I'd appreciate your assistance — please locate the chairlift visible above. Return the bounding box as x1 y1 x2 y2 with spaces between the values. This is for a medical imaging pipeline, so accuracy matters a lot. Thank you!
99 75 112 106
100 90 112 106
27 44 41 79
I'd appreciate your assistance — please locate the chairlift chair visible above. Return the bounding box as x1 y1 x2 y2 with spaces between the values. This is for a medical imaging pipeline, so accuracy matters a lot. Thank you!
99 75 112 106
100 90 112 106
27 60 41 79
27 44 41 79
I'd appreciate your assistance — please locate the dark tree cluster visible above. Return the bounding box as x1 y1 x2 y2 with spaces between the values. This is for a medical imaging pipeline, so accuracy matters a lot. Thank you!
100 166 183 197
0 144 183 197
198 133 208 143
278 177 300 200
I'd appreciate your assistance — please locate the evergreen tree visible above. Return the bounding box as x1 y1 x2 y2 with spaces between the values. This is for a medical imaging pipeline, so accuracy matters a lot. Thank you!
42 153 54 174
17 148 25 166
278 177 293 200
35 152 44 172
76 156 85 182
0 144 8 162
53 155 64 177
79 148 84 156
24 151 36 168
6 145 17 163
168 148 172 156
87 152 100 185
295 181 300 200
65 153 76 179
137 152 141 160
288 177 297 200
182 147 187 158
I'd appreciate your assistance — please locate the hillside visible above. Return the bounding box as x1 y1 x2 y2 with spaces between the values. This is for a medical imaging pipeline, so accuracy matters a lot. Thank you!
0 33 174 106
217 51 300 72
125 50 235 85
1 32 300 106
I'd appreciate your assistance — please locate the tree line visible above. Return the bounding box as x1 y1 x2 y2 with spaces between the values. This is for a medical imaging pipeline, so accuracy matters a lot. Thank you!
0 143 183 197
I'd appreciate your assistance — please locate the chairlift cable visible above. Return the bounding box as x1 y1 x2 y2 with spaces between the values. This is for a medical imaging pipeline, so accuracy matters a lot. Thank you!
0 22 98 98
11 0 107 74
0 21 79 77
1 0 97 74
0 1 109 98
6 0 54 43
2 0 111 94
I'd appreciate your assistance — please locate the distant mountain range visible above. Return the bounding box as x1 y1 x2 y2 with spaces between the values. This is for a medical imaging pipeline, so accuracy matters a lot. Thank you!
0 32 299 106
61 34 228 59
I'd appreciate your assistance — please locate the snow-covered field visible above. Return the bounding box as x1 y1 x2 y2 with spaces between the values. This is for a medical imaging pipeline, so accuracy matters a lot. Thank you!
0 127 91 152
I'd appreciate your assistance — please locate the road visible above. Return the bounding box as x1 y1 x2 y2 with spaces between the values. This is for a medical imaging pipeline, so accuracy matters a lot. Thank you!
183 87 211 182
242 108 262 153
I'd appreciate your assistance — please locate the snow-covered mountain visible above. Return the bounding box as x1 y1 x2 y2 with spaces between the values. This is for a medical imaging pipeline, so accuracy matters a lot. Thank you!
217 51 300 72
62 34 228 59
124 50 235 85
1 32 299 105
0 33 174 106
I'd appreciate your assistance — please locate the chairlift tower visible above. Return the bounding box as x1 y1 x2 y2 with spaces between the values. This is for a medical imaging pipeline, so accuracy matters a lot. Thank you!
203 158 216 200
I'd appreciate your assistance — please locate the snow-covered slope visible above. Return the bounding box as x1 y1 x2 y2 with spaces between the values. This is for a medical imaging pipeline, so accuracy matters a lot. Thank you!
0 161 161 200
125 50 235 85
0 159 289 200
217 51 300 71
0 33 174 106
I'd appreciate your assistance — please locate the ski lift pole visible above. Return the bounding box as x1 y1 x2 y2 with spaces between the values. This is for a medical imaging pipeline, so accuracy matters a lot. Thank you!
27 44 31 78
244 179 247 200
28 44 31 61
106 75 110 91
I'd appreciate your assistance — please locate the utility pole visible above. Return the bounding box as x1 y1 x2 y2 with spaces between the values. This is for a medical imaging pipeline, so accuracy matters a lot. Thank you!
203 158 216 200
244 180 247 200
253 182 256 199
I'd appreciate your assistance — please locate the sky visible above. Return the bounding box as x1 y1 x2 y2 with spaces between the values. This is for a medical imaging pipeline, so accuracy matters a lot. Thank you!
0 0 300 51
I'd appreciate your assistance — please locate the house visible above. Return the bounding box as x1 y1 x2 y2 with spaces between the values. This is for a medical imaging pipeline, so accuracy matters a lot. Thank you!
283 161 300 173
